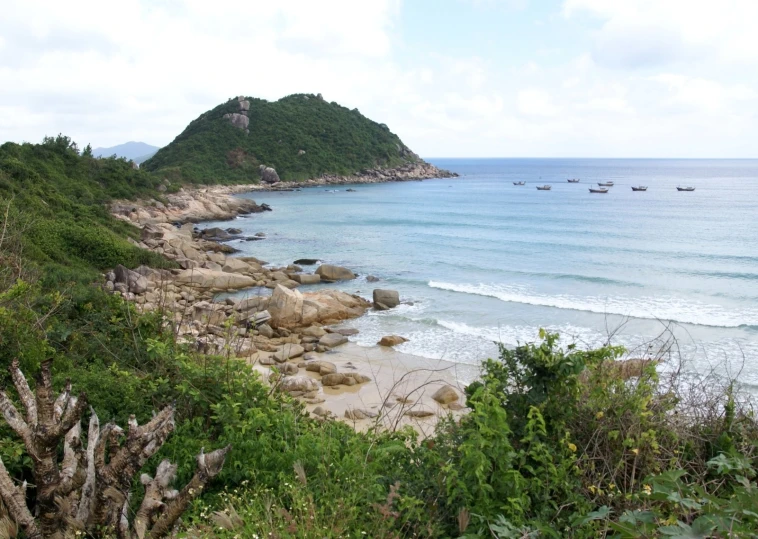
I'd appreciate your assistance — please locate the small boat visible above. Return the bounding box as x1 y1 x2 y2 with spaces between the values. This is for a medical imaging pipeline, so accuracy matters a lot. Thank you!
589 188 608 194
567 178 580 183
676 186 695 192
536 185 552 191
513 181 525 186
598 182 614 187
631 186 648 192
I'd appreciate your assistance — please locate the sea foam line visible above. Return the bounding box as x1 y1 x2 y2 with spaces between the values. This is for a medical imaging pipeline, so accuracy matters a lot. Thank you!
428 281 758 329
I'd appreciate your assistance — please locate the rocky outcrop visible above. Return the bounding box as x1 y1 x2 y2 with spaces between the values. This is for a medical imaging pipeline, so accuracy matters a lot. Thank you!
223 96 251 132
111 185 267 225
259 165 280 184
315 264 356 282
223 113 249 131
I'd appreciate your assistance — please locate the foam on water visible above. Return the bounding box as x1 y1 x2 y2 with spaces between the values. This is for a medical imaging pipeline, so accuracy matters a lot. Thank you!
429 281 758 329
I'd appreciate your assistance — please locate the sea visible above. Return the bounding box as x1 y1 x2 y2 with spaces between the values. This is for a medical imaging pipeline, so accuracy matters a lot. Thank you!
205 159 758 388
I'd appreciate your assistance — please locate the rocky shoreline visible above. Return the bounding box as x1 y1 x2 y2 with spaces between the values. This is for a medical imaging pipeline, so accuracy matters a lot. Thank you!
111 161 458 225
106 220 465 430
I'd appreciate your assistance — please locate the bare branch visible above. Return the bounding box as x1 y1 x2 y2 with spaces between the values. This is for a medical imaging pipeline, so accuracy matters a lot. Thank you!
76 409 100 527
8 359 37 426
0 456 41 539
147 445 231 539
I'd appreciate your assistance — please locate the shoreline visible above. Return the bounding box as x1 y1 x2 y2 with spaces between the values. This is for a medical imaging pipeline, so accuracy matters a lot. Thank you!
111 163 460 225
105 215 470 431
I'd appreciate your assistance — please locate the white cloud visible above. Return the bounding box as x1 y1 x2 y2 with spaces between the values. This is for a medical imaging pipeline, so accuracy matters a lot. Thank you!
564 0 758 66
518 89 560 117
0 0 757 157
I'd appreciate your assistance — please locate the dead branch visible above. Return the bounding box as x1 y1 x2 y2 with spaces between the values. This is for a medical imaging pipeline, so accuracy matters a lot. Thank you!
0 362 230 538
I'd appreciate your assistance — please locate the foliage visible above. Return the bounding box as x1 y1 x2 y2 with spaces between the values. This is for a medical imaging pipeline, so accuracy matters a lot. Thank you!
143 93 420 183
0 136 170 271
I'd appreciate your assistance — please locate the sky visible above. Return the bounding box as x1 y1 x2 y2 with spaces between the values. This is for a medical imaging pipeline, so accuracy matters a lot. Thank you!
1 0 757 157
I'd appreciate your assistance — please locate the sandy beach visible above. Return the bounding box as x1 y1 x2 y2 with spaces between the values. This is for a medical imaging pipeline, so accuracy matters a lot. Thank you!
250 341 469 434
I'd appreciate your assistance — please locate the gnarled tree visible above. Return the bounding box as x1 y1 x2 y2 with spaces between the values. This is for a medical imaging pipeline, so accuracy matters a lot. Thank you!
0 359 230 538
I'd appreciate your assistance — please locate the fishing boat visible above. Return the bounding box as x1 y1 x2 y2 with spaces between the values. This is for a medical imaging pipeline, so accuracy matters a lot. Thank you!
598 181 614 187
567 178 580 183
676 186 695 192
513 181 525 186
536 185 552 191
589 188 608 194
631 186 648 192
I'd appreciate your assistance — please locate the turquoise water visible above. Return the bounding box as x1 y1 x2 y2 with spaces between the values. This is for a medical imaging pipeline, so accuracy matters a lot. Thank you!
206 158 758 386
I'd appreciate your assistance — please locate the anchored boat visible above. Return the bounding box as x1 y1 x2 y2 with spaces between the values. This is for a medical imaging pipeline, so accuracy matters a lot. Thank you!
536 185 552 191
589 188 609 194
631 186 648 191
513 181 525 185
598 181 614 187
677 186 695 192
567 178 580 183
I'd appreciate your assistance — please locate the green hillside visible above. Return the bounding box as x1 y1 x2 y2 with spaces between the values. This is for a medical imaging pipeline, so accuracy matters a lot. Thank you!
142 93 422 183
0 135 168 273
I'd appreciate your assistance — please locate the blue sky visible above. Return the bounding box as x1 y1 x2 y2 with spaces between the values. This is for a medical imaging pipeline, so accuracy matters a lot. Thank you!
1 0 757 157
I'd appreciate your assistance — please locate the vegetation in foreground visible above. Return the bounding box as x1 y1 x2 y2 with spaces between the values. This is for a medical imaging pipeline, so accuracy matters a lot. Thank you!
0 138 756 537
143 93 421 184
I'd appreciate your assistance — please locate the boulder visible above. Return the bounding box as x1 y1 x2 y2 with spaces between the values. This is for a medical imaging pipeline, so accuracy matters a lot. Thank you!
279 376 319 394
345 409 378 420
300 326 327 338
373 289 400 309
332 328 359 336
305 361 337 376
223 112 249 130
405 409 435 418
257 324 274 338
268 284 303 329
175 269 255 290
236 296 269 312
277 363 299 375
315 264 356 282
366 275 380 282
301 290 370 324
222 258 252 274
294 258 320 265
290 274 321 285
312 406 329 417
260 165 281 184
113 265 148 295
321 373 371 387
191 301 226 326
272 344 305 363
378 335 408 347
319 333 348 348
431 385 460 405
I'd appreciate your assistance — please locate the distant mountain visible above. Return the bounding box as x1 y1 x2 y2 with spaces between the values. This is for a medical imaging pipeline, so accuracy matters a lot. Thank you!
93 141 160 163
142 93 425 183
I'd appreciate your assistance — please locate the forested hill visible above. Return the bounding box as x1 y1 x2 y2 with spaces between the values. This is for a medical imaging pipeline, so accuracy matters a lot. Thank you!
142 93 424 184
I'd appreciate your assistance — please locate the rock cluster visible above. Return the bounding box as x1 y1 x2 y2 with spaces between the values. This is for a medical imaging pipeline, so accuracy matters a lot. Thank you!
103 222 373 406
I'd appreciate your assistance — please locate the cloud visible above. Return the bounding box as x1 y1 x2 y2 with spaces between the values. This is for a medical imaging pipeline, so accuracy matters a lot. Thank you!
518 89 560 117
564 0 758 66
0 0 757 157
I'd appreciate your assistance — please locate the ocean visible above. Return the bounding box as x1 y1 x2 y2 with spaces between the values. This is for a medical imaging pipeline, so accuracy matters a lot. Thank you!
207 158 758 387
